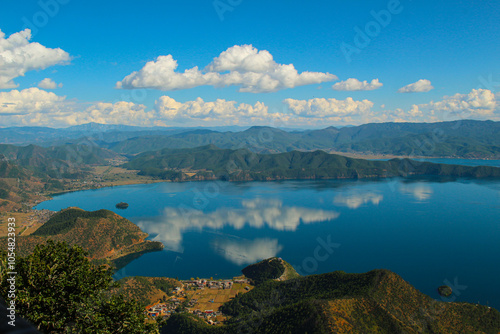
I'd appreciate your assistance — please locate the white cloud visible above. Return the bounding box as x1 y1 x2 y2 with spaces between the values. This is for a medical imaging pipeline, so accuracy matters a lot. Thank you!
389 89 499 122
38 78 62 89
212 238 283 266
283 97 375 125
117 45 336 93
334 192 383 209
155 95 270 125
0 29 70 89
0 87 67 115
398 79 434 93
332 78 383 91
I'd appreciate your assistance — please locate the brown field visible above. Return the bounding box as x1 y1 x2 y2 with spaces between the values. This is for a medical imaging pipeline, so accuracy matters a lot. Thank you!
0 211 47 237
185 283 253 313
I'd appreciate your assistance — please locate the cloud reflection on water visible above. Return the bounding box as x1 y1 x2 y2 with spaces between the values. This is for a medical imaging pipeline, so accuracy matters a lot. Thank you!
333 192 383 209
399 183 434 201
137 198 339 253
212 238 283 266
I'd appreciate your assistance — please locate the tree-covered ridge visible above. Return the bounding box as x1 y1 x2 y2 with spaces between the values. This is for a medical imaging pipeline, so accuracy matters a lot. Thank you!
33 208 115 236
161 269 500 333
124 145 500 181
0 208 163 263
241 257 287 285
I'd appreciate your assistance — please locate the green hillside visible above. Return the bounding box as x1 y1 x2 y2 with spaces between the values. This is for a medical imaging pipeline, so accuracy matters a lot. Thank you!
161 268 500 333
124 145 500 181
0 208 163 266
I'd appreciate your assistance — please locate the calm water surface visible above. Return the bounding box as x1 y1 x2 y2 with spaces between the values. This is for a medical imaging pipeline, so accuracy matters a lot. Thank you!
36 175 500 309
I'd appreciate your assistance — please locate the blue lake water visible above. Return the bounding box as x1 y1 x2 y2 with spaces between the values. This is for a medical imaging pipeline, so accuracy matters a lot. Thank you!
35 174 500 309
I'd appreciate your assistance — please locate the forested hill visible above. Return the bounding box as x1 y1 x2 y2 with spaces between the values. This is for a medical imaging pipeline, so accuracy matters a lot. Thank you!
161 268 500 333
0 208 163 266
124 145 500 181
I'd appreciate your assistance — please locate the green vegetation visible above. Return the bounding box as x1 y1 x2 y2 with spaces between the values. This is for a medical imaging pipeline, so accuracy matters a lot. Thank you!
109 276 181 306
124 145 500 181
33 208 112 236
438 285 453 297
241 257 286 285
0 241 156 333
116 202 129 209
160 268 500 333
0 208 163 263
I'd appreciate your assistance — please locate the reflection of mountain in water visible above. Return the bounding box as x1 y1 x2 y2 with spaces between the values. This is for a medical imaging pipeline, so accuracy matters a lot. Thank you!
137 198 339 252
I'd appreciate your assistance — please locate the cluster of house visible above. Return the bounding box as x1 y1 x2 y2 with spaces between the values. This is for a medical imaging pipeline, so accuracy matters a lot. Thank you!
183 279 233 290
183 278 249 290
191 309 223 324
27 209 55 223
146 298 183 318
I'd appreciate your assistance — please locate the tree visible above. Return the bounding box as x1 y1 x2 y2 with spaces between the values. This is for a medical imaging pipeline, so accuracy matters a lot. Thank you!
0 240 156 333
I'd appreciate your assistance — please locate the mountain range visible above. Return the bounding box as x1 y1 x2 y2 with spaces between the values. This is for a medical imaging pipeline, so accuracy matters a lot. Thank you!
1 120 499 158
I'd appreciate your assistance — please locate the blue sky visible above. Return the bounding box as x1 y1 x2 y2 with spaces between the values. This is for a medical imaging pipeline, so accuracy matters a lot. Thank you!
0 0 499 128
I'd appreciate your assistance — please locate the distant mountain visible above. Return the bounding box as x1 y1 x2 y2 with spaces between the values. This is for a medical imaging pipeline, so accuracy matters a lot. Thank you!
2 120 499 158
161 267 500 333
124 145 500 181
106 120 500 158
0 142 120 174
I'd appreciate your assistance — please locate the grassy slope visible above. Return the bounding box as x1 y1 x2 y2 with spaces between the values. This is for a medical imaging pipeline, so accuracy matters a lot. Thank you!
0 208 163 264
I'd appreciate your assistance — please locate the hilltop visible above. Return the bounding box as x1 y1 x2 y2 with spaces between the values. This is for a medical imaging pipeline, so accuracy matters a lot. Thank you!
241 257 300 285
0 208 163 268
162 267 500 333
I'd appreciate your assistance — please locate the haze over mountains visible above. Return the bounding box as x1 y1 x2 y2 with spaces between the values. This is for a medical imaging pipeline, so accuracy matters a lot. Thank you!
1 120 499 159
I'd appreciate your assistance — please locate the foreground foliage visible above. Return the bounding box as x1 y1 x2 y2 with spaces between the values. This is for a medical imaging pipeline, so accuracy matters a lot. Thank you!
0 241 156 333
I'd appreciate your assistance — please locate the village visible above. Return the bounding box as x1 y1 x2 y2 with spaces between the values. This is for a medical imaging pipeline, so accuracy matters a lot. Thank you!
146 277 252 325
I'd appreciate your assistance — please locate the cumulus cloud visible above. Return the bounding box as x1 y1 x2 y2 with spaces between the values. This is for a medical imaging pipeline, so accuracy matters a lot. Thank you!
334 192 383 209
117 45 336 93
0 29 70 89
398 79 434 93
155 95 270 125
212 238 283 266
0 87 68 116
390 89 499 122
332 78 383 91
38 78 62 89
283 97 375 125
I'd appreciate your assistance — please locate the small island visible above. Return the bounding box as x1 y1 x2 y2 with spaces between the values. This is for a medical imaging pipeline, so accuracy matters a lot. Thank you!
115 202 129 209
438 285 453 297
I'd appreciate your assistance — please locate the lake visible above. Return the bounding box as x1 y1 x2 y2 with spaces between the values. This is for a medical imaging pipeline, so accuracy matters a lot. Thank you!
36 174 500 309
